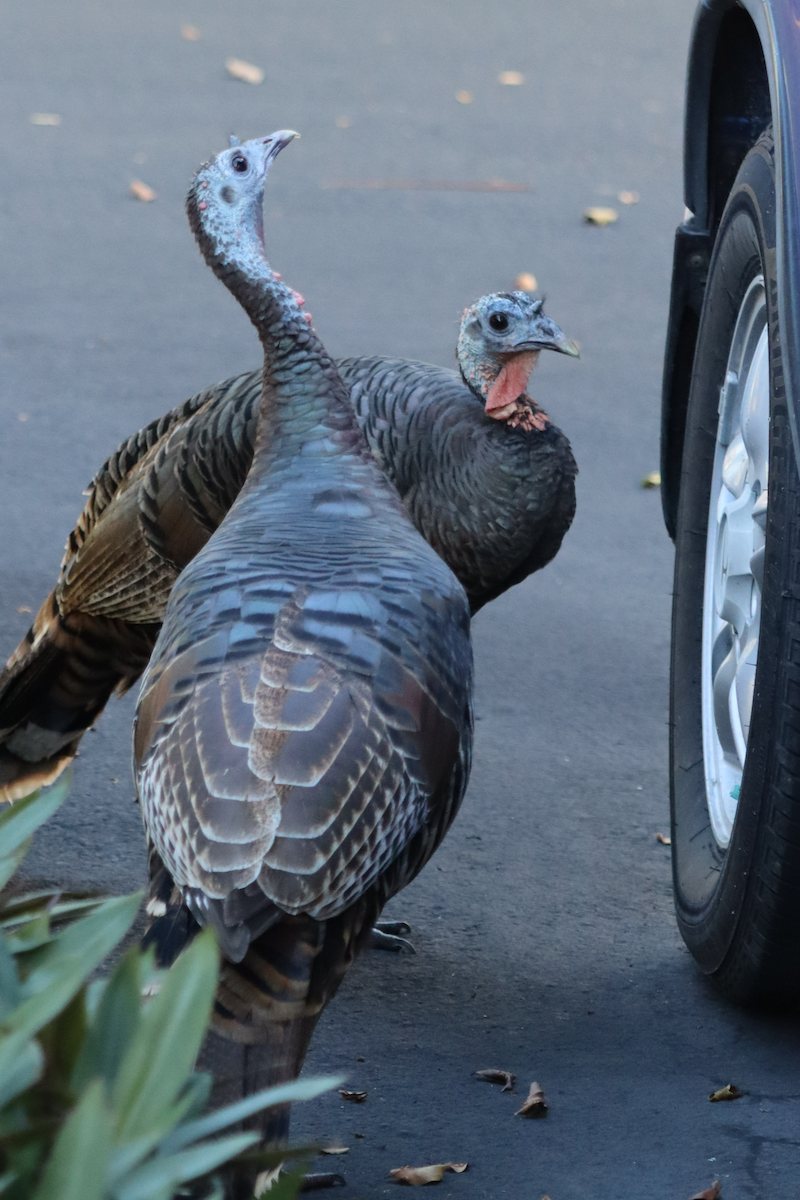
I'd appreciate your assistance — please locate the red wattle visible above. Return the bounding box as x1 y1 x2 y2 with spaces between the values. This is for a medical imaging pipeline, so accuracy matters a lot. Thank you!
485 352 538 415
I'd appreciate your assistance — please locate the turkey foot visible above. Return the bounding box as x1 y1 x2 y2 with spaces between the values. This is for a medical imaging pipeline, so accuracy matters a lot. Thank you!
300 1173 346 1191
370 919 415 953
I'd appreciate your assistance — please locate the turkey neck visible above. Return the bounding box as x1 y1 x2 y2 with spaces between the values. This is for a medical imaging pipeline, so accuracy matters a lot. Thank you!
186 186 365 489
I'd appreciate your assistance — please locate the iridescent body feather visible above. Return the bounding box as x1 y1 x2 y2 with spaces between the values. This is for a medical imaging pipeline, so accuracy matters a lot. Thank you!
131 133 473 1190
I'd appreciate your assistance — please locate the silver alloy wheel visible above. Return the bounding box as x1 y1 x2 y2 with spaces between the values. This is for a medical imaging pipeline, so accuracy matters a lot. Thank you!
701 275 770 849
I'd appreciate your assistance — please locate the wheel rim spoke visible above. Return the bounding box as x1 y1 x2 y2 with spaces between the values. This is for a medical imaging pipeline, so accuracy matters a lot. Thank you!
701 276 769 848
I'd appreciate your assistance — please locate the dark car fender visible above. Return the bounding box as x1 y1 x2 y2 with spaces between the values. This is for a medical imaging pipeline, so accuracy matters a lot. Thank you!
661 0 800 538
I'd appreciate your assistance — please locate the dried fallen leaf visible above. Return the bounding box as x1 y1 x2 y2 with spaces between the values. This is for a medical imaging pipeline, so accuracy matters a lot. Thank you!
455 90 473 104
180 23 201 41
17 606 31 614
515 272 538 293
130 180 156 202
226 57 264 85
641 471 661 488
655 831 671 845
498 70 524 85
335 115 351 129
321 1146 349 1155
690 1182 722 1200
18 413 28 423
584 206 618 226
30 112 61 126
476 1068 516 1092
515 1081 548 1118
390 1163 468 1186
618 189 640 205
339 1089 368 1103
709 1084 743 1102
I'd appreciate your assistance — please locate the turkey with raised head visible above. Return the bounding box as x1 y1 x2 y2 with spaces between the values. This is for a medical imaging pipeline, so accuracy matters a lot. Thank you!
133 131 473 1190
0 294 575 803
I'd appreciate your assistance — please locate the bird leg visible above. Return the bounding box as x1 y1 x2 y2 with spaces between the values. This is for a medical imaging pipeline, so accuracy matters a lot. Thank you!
370 919 415 953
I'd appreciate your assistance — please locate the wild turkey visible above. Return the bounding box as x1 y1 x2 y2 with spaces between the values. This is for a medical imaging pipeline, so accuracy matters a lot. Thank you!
132 131 473 1192
0 294 575 804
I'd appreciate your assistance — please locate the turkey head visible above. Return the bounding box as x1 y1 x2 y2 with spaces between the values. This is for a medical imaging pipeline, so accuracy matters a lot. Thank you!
457 291 579 424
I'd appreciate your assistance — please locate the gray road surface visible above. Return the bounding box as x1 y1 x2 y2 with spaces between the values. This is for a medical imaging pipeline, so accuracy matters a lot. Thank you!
1 1 799 1197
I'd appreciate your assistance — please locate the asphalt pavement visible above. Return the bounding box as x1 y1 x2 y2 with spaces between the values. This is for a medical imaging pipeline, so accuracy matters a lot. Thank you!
2 1 799 1197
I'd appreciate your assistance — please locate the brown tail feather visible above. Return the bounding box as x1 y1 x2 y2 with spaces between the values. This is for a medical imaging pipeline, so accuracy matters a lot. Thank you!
0 590 158 801
141 843 202 967
143 853 377 1197
0 747 75 803
198 908 374 1200
198 917 327 1198
143 855 333 1139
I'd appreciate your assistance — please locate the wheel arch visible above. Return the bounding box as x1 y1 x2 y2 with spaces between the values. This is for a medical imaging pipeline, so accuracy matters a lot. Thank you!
685 3 771 234
661 0 796 539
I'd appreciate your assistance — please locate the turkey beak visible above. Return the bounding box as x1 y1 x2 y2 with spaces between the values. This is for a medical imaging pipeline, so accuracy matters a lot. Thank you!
551 336 580 358
516 319 580 359
262 130 300 168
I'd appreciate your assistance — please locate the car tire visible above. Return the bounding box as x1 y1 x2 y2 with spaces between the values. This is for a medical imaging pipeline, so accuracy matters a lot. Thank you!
671 126 800 1009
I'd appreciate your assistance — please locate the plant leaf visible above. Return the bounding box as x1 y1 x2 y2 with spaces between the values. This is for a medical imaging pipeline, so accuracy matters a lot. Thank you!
0 845 30 894
7 893 141 1040
72 947 142 1092
4 909 53 954
0 778 70 855
1 893 102 928
106 1132 169 1186
0 940 20 1017
159 1074 344 1154
37 986 87 1087
113 929 218 1140
113 1134 257 1200
31 1078 111 1200
0 1032 43 1105
179 1070 214 1120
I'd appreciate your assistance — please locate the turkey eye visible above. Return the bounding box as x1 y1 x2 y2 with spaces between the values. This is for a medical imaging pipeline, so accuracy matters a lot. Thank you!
489 312 509 331
232 155 248 172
